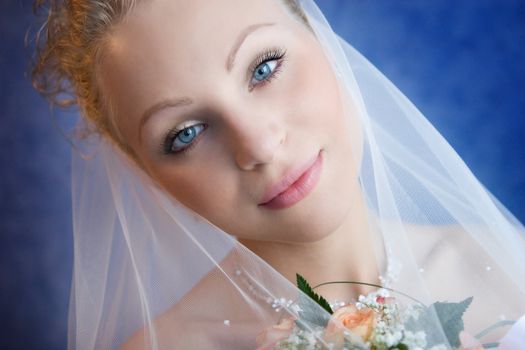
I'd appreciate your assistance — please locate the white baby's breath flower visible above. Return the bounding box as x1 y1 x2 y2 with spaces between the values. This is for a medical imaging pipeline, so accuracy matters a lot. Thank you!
290 303 302 314
375 320 387 329
404 304 421 321
378 288 390 297
385 331 403 347
402 330 427 349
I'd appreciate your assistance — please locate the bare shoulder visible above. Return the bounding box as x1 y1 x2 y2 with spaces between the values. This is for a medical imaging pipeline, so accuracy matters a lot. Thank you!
119 317 211 350
118 272 223 350
404 222 525 340
403 222 482 263
119 251 259 349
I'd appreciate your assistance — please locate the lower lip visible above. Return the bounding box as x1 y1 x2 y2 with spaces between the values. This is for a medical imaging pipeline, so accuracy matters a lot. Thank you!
260 151 323 210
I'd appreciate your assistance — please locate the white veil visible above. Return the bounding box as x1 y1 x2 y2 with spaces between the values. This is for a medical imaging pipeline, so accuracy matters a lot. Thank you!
68 0 525 349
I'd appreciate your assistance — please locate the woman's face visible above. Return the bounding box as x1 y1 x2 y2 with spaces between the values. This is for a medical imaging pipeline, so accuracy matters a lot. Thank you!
100 0 361 243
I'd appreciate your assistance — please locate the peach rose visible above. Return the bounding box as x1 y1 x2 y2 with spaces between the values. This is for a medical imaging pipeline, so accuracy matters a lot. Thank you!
335 305 375 340
324 305 375 347
255 317 296 350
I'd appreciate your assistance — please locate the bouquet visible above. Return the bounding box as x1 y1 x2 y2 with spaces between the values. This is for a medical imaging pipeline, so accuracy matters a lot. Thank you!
256 274 514 350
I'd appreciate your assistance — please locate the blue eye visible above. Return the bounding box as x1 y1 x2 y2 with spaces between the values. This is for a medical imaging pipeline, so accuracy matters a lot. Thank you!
249 47 286 88
252 60 278 82
164 123 207 154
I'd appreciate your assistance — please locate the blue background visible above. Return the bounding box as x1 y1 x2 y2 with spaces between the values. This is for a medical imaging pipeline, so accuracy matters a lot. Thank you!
1 1 524 348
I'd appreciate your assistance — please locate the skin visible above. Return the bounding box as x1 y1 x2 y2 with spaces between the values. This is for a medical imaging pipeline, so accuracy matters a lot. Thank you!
96 1 525 348
100 0 382 302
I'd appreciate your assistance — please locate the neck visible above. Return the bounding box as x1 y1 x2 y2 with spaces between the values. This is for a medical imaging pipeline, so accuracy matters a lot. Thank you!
239 188 384 302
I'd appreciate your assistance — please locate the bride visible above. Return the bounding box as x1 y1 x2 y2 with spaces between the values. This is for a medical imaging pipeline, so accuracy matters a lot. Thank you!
31 0 525 349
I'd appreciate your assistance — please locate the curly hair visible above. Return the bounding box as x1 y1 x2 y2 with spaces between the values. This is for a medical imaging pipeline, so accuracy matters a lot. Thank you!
29 0 312 159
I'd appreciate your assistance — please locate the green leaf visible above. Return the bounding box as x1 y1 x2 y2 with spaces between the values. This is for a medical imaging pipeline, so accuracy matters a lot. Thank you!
433 297 473 348
296 273 333 315
406 297 473 348
389 344 409 350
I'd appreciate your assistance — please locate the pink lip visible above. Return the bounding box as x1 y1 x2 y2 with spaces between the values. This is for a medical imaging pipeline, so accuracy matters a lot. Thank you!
259 150 323 210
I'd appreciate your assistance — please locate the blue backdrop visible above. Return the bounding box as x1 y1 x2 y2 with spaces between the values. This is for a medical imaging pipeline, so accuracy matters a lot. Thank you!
1 1 524 349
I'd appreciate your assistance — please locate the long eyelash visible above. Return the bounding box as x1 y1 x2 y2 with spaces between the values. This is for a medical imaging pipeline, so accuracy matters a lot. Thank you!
161 124 208 156
161 126 184 155
251 62 284 90
250 47 287 73
249 46 287 89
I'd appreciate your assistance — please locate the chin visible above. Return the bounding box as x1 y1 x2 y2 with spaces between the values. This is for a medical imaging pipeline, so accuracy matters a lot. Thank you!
295 155 358 242
267 170 356 244
294 196 353 243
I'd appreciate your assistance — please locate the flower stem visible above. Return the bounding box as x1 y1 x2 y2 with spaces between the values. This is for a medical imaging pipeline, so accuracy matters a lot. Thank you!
311 280 427 306
475 319 515 339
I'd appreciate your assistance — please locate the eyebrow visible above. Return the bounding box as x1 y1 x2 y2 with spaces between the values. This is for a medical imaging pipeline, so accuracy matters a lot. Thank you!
139 97 193 143
139 22 276 142
226 22 276 72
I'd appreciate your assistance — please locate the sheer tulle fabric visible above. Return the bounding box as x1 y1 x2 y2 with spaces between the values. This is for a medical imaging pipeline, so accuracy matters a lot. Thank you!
68 0 525 348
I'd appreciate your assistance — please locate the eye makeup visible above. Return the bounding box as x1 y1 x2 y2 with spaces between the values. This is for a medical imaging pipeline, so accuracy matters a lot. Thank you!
161 121 208 155
160 45 288 156
248 46 287 89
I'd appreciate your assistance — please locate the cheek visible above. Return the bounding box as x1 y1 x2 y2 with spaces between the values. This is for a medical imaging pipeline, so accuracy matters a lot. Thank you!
288 42 346 132
303 43 362 163
149 158 236 222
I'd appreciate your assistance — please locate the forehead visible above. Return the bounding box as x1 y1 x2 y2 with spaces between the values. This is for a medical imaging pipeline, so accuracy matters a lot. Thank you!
114 0 287 49
99 0 296 130
103 0 290 95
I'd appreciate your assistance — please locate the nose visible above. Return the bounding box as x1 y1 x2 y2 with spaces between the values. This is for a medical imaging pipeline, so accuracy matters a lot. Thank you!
233 119 286 171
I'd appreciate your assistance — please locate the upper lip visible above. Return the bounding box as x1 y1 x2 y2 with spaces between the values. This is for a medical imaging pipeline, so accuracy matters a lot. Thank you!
258 150 321 205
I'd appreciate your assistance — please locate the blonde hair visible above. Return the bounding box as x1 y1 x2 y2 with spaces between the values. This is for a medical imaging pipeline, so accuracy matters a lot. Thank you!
29 0 312 158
